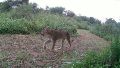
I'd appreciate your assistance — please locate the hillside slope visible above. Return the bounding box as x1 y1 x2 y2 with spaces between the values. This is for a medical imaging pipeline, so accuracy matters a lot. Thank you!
0 29 110 67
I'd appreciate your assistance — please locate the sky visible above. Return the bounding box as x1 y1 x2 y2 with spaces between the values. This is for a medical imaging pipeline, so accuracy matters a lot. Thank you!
0 0 120 22
29 0 120 22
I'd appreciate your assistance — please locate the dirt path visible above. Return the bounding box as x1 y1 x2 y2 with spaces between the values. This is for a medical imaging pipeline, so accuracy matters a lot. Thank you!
0 29 110 68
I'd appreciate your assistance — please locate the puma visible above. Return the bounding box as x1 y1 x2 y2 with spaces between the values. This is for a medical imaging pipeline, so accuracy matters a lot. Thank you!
40 27 71 50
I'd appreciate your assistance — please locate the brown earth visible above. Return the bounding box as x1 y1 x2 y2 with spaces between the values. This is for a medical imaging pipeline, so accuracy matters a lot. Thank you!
0 29 110 68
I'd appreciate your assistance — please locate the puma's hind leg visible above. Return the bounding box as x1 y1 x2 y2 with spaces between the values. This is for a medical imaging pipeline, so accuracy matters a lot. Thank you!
67 36 71 47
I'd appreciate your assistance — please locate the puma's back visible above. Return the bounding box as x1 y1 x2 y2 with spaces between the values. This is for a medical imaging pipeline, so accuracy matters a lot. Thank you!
41 27 69 40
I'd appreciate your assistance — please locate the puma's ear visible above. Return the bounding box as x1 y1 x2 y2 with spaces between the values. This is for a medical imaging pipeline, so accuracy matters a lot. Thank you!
44 26 50 31
42 25 49 29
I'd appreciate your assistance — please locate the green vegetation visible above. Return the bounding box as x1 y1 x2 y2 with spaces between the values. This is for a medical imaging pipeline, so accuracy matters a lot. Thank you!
0 3 78 35
0 0 120 68
63 37 120 68
90 18 120 41
74 16 120 41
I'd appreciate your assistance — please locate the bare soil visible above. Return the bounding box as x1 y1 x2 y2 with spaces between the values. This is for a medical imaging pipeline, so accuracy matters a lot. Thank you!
0 29 110 68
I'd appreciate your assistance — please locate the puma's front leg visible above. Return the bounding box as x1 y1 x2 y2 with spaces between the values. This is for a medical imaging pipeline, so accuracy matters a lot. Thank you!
61 39 65 49
43 39 51 49
51 40 56 50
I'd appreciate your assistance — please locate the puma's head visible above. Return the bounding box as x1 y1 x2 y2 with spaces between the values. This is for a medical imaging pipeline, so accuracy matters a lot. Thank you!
40 27 49 36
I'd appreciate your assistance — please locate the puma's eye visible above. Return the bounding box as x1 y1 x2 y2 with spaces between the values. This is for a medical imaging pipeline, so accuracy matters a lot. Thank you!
41 34 44 36
40 33 44 36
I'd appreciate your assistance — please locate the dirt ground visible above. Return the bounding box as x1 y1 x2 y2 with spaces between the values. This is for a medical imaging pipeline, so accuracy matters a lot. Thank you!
0 29 110 68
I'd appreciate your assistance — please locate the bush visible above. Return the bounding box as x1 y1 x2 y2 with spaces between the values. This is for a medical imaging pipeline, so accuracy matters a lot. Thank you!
63 37 120 68
110 36 120 67
10 4 35 20
0 3 79 35
32 12 78 35
90 23 120 41
76 21 89 30
0 18 30 34
0 11 78 35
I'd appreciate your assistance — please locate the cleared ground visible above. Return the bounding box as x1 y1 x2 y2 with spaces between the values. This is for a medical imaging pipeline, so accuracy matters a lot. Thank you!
0 29 110 68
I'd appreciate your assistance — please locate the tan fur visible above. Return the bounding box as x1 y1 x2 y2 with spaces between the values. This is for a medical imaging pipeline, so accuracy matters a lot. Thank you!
40 27 71 50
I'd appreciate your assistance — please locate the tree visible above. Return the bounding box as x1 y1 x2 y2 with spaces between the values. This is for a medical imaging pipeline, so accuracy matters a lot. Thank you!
50 7 65 14
21 0 29 4
90 17 101 24
65 10 75 17
105 18 117 24
95 19 101 24
89 17 96 24
31 3 39 13
0 0 30 12
46 6 49 10
79 16 90 21
0 1 11 12
8 0 29 4
75 16 101 25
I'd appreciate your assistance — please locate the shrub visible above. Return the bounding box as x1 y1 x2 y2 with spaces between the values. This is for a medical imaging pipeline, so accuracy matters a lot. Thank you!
0 11 78 35
0 18 30 34
76 21 90 30
9 4 35 20
90 23 120 41
33 12 78 35
110 36 120 67
63 37 120 68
